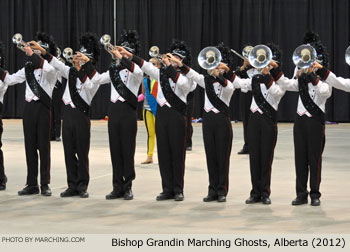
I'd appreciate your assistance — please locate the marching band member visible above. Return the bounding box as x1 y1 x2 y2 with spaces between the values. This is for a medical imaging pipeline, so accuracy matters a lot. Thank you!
271 32 331 206
0 32 58 196
120 39 194 201
51 47 65 142
236 45 255 155
242 44 286 205
0 42 8 191
139 57 160 164
175 43 244 202
80 30 143 200
32 33 100 198
185 90 195 151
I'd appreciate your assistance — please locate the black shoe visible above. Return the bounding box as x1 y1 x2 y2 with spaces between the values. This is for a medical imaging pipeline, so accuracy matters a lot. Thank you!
105 190 124 200
41 185 52 196
0 177 7 191
60 188 79 197
18 185 40 195
262 197 271 205
311 199 321 206
217 196 226 202
55 137 61 142
291 197 308 205
238 146 249 155
174 192 184 201
156 192 174 201
245 196 261 204
79 191 89 198
186 146 192 151
123 189 134 200
203 195 218 202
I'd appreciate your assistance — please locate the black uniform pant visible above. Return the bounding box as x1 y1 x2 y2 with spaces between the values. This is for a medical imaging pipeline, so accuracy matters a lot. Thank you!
0 117 6 183
186 91 195 148
203 111 233 197
156 105 187 194
23 101 51 186
62 105 90 192
108 101 137 193
51 85 63 139
240 91 252 149
247 112 277 198
294 115 325 200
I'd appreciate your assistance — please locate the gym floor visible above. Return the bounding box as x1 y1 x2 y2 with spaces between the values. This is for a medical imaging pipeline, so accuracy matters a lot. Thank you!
0 120 349 234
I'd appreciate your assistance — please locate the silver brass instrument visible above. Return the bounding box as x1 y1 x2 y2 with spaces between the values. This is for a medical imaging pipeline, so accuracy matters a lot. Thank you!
231 46 253 61
248 44 273 69
148 46 162 64
231 49 245 61
242 46 253 59
197 46 222 71
100 34 117 59
292 44 317 69
149 46 162 59
12 33 30 52
149 46 174 66
63 47 74 64
56 47 65 63
345 45 350 66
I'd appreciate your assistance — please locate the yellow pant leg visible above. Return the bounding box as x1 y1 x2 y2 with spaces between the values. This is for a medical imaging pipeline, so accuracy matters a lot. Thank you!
143 109 156 157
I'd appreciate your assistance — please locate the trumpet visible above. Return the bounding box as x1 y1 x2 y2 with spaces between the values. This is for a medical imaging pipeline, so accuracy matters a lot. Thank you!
149 46 174 65
100 34 117 59
63 47 90 67
149 46 163 59
12 33 31 52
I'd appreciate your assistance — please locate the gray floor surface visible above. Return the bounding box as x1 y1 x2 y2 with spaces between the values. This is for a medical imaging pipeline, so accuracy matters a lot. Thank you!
0 119 349 234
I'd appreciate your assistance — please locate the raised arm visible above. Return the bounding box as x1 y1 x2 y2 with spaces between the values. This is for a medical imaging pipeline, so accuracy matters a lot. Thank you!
270 67 298 92
317 67 350 92
307 72 332 98
1 67 26 86
1 51 56 87
179 65 205 88
0 80 7 91
133 57 160 81
81 61 111 88
231 74 252 92
43 54 70 79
